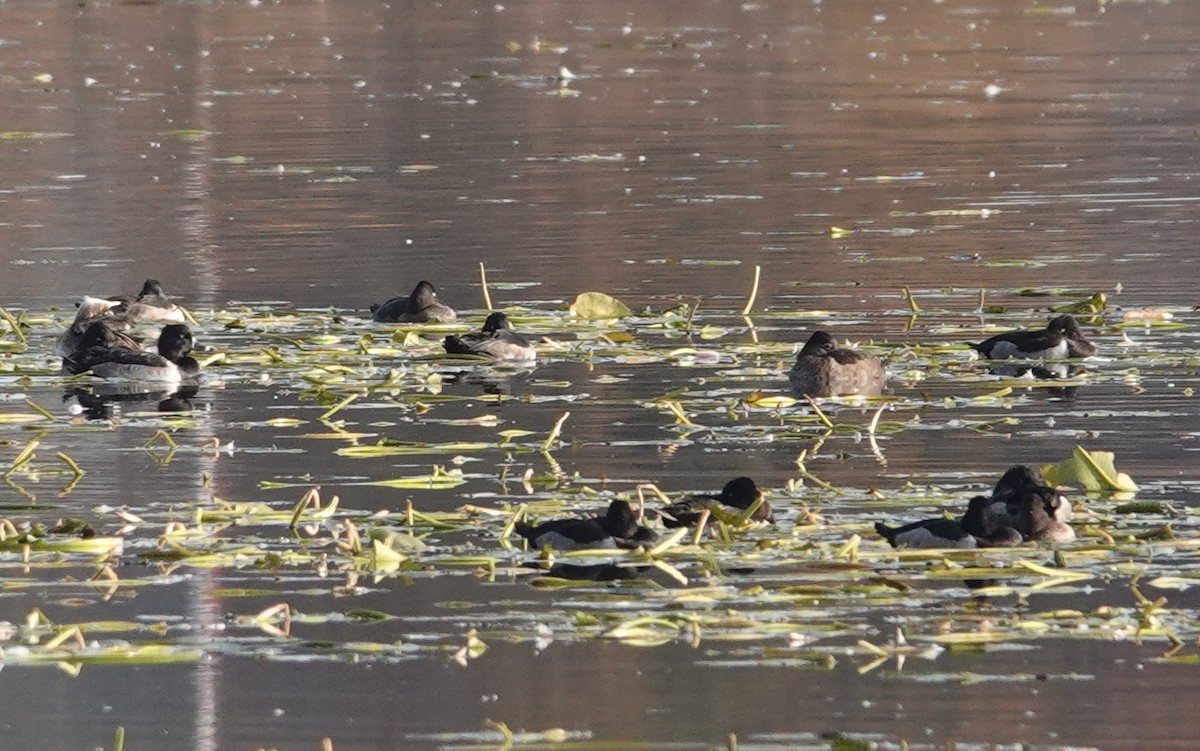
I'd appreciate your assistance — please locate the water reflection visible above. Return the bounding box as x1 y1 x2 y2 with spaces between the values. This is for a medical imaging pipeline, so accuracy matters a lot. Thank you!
445 366 536 396
65 383 200 420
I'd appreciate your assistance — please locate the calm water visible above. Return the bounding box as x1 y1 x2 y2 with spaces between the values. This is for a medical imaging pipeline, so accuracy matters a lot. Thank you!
2 1 1200 749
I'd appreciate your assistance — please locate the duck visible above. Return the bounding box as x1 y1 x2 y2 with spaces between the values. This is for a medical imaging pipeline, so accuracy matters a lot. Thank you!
55 279 185 359
54 297 135 359
443 312 537 361
121 279 187 324
371 281 457 323
874 496 1023 549
1013 490 1075 543
973 314 1097 360
660 476 774 528
986 465 1073 532
61 318 142 375
514 500 656 551
986 465 1075 542
874 512 977 549
788 331 886 398
959 495 1024 546
71 323 200 382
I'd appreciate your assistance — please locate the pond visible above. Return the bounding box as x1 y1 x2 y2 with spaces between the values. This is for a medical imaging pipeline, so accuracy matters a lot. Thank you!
1 1 1200 749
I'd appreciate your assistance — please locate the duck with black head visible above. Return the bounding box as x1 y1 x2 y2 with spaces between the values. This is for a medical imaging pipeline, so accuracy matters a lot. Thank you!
985 465 1074 536
1013 487 1076 543
70 323 200 383
874 511 978 549
514 500 656 551
973 314 1097 361
443 312 536 361
788 330 886 398
371 281 457 323
875 496 1023 549
659 477 774 528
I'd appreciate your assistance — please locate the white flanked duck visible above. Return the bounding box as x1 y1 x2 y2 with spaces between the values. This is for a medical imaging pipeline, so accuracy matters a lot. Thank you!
71 323 200 383
121 279 187 324
443 312 536 362
660 477 774 528
514 500 656 551
973 314 1097 360
874 496 1022 549
985 465 1075 542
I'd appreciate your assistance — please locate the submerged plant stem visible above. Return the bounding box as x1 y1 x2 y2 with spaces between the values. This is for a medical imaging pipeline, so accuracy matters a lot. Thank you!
804 395 834 429
56 452 84 477
740 265 761 316
24 399 56 421
319 393 359 420
0 306 26 345
479 262 493 310
541 411 570 451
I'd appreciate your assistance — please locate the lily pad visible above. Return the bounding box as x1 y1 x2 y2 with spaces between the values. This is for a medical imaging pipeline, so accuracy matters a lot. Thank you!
568 292 632 319
1042 445 1138 493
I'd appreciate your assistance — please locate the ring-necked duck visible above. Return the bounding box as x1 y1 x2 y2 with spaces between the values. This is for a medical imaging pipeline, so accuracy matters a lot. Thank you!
987 465 1075 542
660 476 774 528
875 496 1022 549
1016 491 1076 543
874 514 976 549
515 500 656 551
984 463 1080 532
443 312 537 361
788 331 886 398
371 281 457 323
960 495 1024 546
72 323 200 382
973 314 1097 360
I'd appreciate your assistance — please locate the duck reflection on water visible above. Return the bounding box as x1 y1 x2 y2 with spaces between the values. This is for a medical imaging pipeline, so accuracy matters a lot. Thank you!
445 367 535 396
66 383 200 420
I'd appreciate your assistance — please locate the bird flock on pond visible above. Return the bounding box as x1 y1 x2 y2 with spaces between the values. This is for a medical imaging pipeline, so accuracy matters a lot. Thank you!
53 277 1101 554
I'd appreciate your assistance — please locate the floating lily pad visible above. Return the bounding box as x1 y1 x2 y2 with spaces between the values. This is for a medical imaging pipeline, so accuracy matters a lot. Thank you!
1043 445 1138 493
568 292 632 319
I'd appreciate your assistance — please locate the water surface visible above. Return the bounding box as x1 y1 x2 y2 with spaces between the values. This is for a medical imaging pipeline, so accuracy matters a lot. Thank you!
1 1 1200 749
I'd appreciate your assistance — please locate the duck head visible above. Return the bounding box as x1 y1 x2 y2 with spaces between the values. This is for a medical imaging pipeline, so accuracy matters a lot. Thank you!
482 312 511 333
798 331 837 358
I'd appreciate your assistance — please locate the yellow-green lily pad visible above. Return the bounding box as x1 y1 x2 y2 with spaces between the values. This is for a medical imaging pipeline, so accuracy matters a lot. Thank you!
568 292 632 319
1043 445 1138 493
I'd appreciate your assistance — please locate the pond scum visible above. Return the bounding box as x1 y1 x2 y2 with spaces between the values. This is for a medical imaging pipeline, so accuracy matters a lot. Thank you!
0 276 1195 750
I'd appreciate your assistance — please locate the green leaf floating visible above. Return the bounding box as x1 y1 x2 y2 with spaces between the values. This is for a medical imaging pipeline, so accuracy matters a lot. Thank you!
1042 445 1138 493
568 292 631 319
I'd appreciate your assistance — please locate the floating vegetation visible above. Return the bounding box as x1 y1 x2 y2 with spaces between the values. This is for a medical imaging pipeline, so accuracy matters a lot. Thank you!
1 279 1199 751
1043 445 1139 494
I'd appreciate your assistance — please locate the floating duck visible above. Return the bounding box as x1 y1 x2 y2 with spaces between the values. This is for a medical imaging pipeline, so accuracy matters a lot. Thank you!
443 312 536 361
660 477 773 528
515 500 656 551
788 331 886 398
71 323 199 382
973 314 1096 360
371 280 457 323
